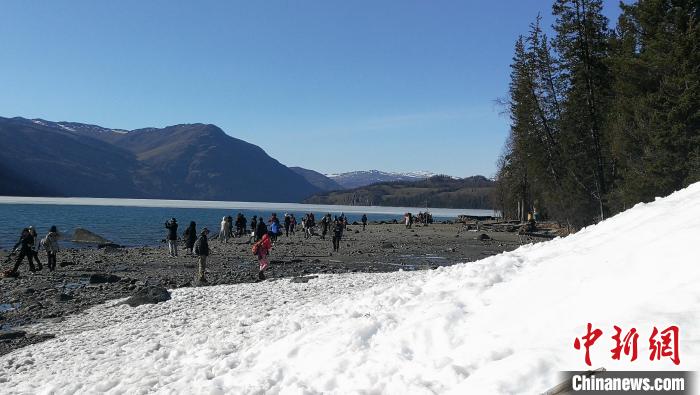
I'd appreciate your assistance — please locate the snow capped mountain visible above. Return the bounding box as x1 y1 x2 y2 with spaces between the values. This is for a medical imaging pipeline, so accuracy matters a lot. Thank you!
325 170 445 189
31 118 126 135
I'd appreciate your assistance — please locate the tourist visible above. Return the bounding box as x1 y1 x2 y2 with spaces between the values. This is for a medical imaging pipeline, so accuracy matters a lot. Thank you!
301 215 309 239
183 221 197 254
284 213 291 237
194 227 210 284
290 214 297 235
253 232 272 280
250 216 258 236
304 213 315 239
165 218 179 257
28 226 42 270
219 216 230 243
226 215 234 239
8 228 37 275
319 214 331 240
41 226 60 271
255 217 268 242
268 213 281 242
235 213 245 237
331 217 344 252
361 214 368 231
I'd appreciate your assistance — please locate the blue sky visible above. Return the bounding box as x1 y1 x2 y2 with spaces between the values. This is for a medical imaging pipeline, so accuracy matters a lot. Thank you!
0 1 621 178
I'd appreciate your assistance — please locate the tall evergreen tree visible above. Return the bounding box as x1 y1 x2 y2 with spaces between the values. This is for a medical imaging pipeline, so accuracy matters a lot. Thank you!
552 0 613 222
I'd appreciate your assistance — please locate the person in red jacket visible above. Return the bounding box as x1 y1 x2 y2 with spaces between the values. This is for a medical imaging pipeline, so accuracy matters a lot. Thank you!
253 233 272 280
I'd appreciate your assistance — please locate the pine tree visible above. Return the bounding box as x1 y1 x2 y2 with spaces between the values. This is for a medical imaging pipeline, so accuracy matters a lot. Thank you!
552 0 613 223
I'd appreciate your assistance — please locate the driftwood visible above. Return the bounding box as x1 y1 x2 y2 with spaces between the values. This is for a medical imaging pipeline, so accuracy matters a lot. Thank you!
543 368 606 395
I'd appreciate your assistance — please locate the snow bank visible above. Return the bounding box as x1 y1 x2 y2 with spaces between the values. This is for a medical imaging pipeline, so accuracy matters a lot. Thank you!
1 183 699 394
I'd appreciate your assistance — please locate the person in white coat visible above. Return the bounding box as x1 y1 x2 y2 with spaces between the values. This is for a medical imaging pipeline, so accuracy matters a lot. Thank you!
219 216 230 243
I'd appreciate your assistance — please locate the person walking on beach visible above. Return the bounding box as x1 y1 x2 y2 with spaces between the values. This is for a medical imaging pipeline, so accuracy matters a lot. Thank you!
268 213 281 243
183 221 197 254
301 215 308 239
7 228 37 275
290 214 297 235
303 213 315 239
319 214 330 240
226 215 234 240
28 226 43 270
331 217 344 253
235 213 245 237
41 226 60 271
249 216 257 243
194 228 210 284
165 218 179 257
361 214 368 231
404 213 412 229
219 216 230 243
284 213 291 237
252 232 272 280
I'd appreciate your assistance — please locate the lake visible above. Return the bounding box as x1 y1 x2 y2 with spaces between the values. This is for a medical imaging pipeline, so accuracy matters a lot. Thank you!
0 197 496 249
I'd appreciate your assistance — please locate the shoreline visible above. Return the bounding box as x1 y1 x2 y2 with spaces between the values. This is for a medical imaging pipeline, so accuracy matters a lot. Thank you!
0 196 496 218
0 222 524 356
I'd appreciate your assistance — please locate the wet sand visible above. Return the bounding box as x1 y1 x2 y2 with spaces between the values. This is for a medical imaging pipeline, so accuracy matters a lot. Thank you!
0 222 525 355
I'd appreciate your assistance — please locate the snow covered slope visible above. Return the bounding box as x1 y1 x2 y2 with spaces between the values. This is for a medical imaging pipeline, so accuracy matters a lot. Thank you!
1 183 699 394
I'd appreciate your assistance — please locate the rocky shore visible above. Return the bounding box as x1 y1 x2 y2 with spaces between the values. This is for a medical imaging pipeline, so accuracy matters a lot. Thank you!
0 222 524 355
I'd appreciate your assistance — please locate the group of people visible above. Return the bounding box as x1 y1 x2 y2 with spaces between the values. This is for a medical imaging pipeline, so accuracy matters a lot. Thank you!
4 225 60 277
403 212 433 229
2 211 379 282
162 212 370 283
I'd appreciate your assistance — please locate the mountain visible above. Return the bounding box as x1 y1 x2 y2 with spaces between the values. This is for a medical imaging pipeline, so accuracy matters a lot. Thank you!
304 175 494 209
325 170 439 189
289 167 343 192
0 117 321 202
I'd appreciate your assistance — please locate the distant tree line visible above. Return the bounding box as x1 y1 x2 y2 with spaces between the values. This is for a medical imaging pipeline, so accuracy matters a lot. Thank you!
494 0 699 227
304 175 495 209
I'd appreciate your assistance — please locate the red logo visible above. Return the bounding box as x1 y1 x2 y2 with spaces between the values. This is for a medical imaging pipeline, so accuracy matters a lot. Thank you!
574 323 680 366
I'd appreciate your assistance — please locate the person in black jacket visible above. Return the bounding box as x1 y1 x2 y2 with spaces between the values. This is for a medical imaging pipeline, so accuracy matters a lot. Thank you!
183 221 197 255
9 228 37 275
319 214 330 240
165 218 178 257
331 217 344 252
249 216 258 243
284 213 291 237
194 228 210 284
361 214 368 231
235 213 244 237
255 219 268 242
226 215 234 240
